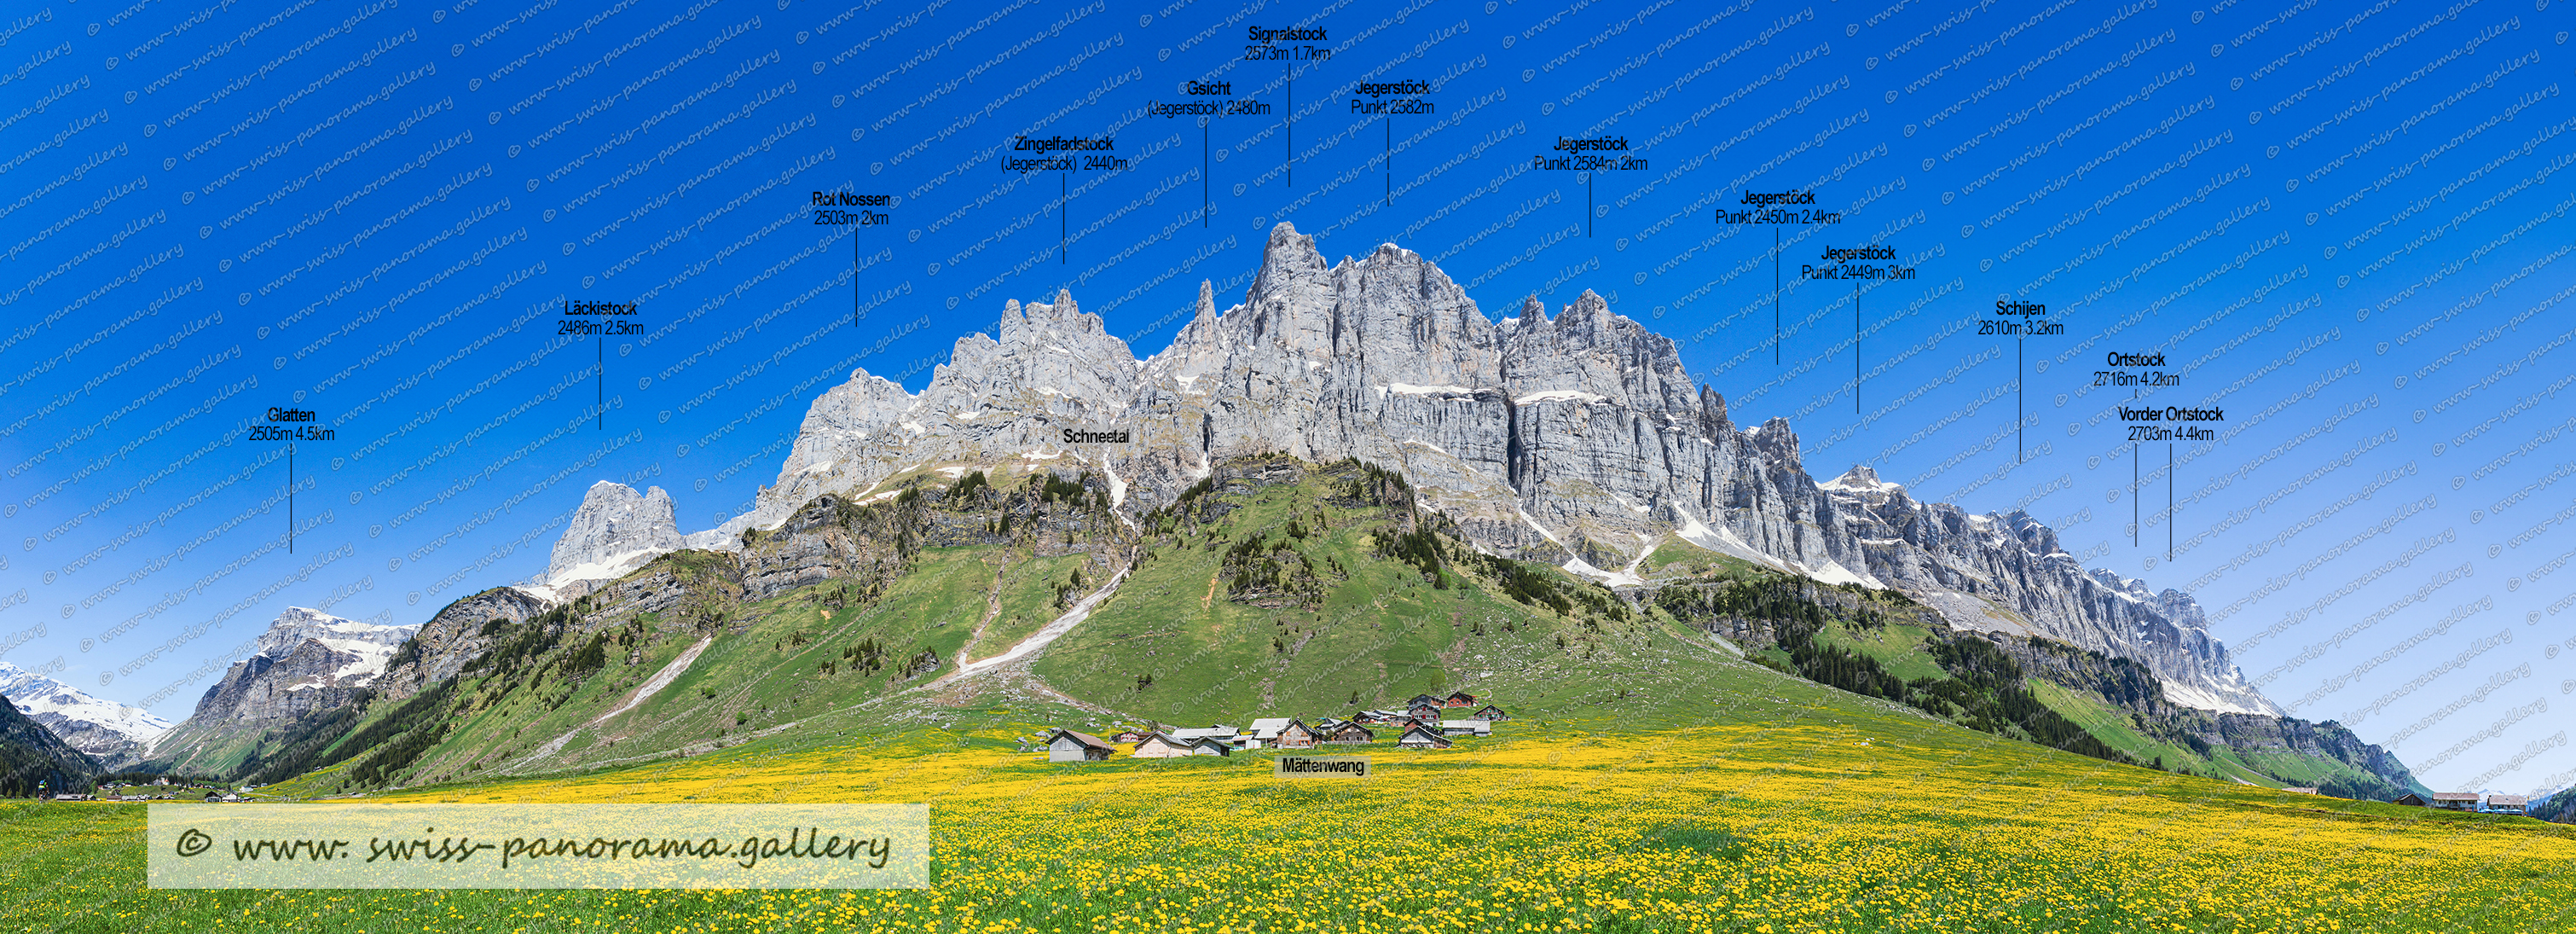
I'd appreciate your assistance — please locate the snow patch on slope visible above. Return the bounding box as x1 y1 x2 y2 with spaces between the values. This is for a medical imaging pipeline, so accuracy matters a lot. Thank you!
1514 389 1608 406
1670 503 1788 571
1798 558 1882 589
1562 555 1644 587
547 548 663 588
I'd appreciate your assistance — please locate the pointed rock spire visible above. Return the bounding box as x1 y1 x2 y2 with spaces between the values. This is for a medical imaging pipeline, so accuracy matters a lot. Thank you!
999 299 1026 345
1560 289 1610 329
1255 222 1327 283
1749 416 1803 465
1519 294 1549 329
1833 464 1883 488
547 481 682 585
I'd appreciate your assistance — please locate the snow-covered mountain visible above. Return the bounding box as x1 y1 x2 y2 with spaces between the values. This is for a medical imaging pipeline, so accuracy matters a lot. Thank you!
0 662 173 769
142 607 420 774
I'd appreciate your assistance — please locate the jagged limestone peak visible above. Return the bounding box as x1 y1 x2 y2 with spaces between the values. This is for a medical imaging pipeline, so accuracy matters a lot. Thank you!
1824 465 1889 491
549 229 2286 719
546 482 681 585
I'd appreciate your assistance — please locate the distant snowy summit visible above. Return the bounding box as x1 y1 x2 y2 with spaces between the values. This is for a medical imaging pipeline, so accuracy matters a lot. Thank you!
250 606 420 684
0 661 174 769
142 607 420 774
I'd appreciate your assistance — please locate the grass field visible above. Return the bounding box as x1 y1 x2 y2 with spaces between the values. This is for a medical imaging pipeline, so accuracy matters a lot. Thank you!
31 461 2560 931
8 671 2573 934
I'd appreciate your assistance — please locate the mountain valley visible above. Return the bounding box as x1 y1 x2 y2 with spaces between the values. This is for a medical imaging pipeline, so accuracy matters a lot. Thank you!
32 223 2423 808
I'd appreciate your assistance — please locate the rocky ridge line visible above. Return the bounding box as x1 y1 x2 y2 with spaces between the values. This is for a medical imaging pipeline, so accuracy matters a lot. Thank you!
541 223 2278 716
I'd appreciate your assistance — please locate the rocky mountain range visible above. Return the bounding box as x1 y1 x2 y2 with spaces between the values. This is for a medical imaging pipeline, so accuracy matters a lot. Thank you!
0 662 172 770
551 222 2278 717
142 607 419 774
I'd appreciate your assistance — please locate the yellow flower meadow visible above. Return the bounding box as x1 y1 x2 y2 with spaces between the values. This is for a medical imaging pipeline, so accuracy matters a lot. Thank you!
5 720 2570 932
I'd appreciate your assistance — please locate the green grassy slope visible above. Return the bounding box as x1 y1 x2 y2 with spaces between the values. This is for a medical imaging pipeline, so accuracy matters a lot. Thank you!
229 454 2419 810
252 457 1749 793
1031 457 1730 728
15 647 2565 933
2024 680 2207 774
249 465 1145 795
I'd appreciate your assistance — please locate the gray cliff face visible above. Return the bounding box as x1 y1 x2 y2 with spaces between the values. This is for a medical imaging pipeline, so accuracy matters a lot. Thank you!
718 289 1149 547
253 606 415 663
192 609 419 725
1819 467 2278 715
147 608 421 772
547 482 682 585
374 587 553 702
571 222 2273 716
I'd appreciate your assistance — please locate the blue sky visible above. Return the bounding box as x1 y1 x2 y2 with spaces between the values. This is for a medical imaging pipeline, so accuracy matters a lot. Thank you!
2 0 2570 792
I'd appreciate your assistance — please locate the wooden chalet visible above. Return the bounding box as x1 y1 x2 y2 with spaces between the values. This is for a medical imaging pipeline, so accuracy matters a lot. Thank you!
1404 701 1443 722
1396 724 1454 749
1438 719 1491 737
1108 729 1147 744
1132 732 1199 758
2486 794 2528 815
1319 722 1376 745
1185 736 1235 756
1473 704 1510 722
1407 693 1443 709
1276 720 1317 748
1443 691 1476 708
2430 792 2480 811
2390 793 2428 807
1249 718 1317 749
1045 729 1116 762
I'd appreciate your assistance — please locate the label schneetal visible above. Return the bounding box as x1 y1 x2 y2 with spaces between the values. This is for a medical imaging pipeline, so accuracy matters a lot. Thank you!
1061 427 1131 444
